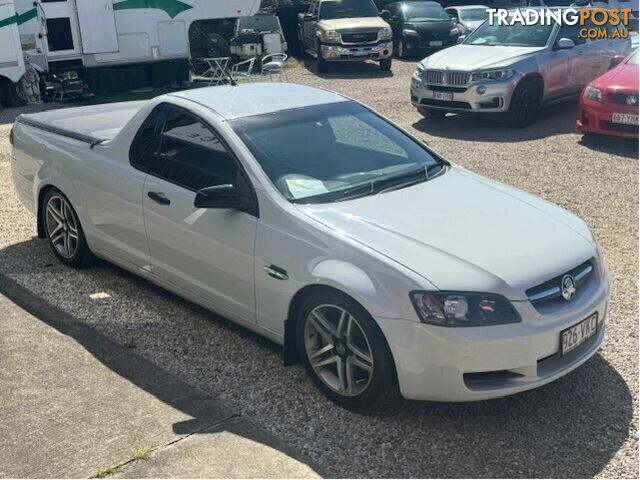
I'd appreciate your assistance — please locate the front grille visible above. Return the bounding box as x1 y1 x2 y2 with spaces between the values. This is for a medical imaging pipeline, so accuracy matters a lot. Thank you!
601 120 638 134
420 98 471 109
428 85 468 93
607 91 639 106
526 259 594 304
424 69 470 87
341 31 378 44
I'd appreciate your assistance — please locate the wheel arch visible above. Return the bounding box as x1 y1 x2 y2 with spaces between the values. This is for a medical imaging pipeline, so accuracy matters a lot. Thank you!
520 72 545 102
36 184 57 238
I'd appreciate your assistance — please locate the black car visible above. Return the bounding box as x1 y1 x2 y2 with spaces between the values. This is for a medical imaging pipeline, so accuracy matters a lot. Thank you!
381 1 460 58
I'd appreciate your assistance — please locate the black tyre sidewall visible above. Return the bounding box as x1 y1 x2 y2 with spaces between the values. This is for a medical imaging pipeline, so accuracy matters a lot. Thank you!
296 290 397 410
316 41 329 73
507 79 540 128
380 58 392 71
43 188 95 268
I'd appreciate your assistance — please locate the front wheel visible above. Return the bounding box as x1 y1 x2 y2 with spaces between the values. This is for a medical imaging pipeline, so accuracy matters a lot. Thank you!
395 39 406 58
380 57 392 72
506 79 541 128
1 78 27 107
43 188 96 268
296 290 397 410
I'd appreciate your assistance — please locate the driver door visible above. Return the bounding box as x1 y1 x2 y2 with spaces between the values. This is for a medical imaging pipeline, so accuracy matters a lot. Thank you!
304 0 320 49
139 104 258 324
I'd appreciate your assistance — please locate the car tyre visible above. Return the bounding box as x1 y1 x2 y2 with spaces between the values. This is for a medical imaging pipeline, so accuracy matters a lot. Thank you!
395 39 406 59
418 107 446 119
1 77 28 108
380 58 393 71
296 289 397 410
506 78 541 128
316 40 329 73
42 188 96 268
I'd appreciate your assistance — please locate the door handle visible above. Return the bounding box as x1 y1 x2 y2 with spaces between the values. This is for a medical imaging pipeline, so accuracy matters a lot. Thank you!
147 191 171 206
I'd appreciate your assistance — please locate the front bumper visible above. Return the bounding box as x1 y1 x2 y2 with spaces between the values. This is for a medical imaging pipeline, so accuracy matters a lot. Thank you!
576 97 639 138
377 264 610 402
410 71 521 113
402 33 458 52
320 41 393 62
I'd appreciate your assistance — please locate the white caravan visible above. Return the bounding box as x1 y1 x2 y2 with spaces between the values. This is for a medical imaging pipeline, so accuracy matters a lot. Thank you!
0 0 260 103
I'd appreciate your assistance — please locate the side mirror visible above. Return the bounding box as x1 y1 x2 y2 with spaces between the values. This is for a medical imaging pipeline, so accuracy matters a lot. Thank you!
555 37 575 50
380 10 392 20
194 184 250 211
456 35 466 44
303 13 317 22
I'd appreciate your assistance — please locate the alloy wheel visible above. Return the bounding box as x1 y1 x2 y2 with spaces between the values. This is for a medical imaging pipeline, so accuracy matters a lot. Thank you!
45 194 80 259
303 304 374 397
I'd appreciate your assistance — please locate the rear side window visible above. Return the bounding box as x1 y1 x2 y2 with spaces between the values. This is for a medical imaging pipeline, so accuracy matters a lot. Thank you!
130 106 165 172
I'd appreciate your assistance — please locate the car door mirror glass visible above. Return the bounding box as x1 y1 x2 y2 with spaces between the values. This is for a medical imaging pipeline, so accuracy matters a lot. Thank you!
194 184 248 210
555 37 575 50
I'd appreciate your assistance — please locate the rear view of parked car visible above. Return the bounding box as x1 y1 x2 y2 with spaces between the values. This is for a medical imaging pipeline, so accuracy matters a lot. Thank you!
445 5 489 37
411 7 632 127
577 49 639 138
382 1 461 58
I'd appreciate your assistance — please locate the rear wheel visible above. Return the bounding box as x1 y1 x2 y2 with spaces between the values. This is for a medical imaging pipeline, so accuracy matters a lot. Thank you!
506 79 541 128
43 188 96 268
395 39 406 58
296 289 397 410
1 77 27 107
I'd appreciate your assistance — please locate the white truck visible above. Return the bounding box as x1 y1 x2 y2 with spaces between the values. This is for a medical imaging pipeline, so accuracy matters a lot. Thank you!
0 0 26 107
1 0 260 102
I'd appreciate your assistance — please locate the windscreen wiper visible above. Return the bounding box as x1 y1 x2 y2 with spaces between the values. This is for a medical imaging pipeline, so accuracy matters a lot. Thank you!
375 164 445 194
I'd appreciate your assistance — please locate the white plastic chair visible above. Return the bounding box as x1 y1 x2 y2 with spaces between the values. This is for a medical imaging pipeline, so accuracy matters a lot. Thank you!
230 57 257 83
261 53 288 82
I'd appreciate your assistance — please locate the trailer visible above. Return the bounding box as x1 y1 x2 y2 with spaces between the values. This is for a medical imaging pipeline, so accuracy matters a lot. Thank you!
1 0 261 101
0 0 26 106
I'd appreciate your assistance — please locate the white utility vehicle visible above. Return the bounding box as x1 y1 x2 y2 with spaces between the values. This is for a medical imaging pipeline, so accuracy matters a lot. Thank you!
11 84 610 409
1 0 260 98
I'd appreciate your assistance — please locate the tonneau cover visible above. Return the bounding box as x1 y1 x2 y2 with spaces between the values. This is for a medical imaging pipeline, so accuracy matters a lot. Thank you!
17 101 147 145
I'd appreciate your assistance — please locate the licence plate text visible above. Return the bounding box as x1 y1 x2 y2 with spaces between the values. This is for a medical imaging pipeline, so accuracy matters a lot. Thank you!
561 313 598 356
612 113 639 125
432 91 453 101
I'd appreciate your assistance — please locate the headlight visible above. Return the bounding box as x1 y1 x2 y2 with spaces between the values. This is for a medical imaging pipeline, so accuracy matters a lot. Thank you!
584 85 603 101
403 28 418 36
320 30 340 43
471 69 515 82
379 27 393 40
410 291 521 327
414 63 426 77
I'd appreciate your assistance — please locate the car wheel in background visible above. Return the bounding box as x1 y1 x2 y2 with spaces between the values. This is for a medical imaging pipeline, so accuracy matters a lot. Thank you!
418 107 446 119
0 77 28 108
296 289 397 410
380 58 392 71
317 40 329 73
43 188 96 268
506 78 541 128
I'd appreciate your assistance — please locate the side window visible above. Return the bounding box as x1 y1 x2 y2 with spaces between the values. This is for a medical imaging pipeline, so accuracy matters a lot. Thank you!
557 23 586 45
130 106 165 172
147 106 240 191
311 0 318 15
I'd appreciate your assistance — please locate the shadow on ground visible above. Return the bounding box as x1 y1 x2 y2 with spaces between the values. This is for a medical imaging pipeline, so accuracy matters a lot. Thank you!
298 57 394 80
0 238 634 478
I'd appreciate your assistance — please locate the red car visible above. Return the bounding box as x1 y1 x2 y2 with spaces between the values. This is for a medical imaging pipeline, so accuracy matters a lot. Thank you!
577 49 639 139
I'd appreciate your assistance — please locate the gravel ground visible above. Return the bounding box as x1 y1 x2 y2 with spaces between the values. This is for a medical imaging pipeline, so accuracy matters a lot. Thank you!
0 59 638 478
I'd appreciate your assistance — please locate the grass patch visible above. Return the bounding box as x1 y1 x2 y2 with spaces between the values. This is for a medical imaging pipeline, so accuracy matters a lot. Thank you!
94 466 122 478
131 446 155 462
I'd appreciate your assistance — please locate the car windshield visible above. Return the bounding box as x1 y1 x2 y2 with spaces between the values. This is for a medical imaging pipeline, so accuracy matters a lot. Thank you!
319 0 379 20
230 102 446 204
460 8 489 21
627 50 639 64
402 3 449 21
465 20 553 47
